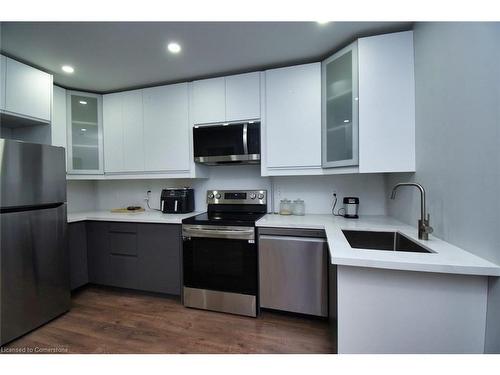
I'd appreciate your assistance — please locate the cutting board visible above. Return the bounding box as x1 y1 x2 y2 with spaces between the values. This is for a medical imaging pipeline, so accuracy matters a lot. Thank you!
110 207 145 213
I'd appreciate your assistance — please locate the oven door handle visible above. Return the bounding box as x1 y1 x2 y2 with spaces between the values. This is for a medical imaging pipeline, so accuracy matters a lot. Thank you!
182 225 255 240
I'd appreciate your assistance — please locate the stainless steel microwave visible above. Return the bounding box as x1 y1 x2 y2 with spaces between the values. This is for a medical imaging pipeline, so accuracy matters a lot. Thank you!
193 121 260 165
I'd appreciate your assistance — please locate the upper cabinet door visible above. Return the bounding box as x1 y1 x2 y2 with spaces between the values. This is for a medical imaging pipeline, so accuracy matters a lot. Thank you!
191 77 225 125
103 90 144 173
121 90 144 172
66 91 103 174
4 57 52 122
143 83 190 172
52 86 67 149
358 31 415 173
322 41 359 168
225 72 261 121
0 55 6 110
265 63 322 169
103 92 124 172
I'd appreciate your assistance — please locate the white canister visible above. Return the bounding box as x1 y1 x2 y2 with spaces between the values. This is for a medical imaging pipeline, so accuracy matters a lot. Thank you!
279 199 293 215
292 199 305 216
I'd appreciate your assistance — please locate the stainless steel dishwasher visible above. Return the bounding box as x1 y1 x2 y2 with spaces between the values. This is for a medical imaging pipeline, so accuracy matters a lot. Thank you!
258 227 328 317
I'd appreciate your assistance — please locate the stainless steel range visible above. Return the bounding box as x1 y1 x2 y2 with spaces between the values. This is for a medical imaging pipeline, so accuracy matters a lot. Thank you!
181 189 267 317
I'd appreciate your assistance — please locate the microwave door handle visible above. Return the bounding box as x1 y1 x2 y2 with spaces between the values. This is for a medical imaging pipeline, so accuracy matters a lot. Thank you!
161 200 164 212
243 123 248 155
174 200 178 212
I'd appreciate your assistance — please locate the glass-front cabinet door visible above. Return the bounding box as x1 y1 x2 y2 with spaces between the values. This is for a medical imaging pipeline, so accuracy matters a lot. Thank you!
66 91 103 174
322 41 359 168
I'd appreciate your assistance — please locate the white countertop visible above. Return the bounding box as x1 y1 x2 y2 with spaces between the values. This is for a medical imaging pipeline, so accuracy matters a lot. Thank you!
256 214 500 277
67 210 199 224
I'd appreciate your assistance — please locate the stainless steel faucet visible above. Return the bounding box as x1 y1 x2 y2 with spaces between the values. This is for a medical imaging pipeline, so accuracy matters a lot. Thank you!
390 182 433 240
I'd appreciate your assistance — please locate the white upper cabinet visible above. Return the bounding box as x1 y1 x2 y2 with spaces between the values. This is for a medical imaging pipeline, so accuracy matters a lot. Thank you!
52 85 67 149
121 91 144 172
322 42 359 168
358 31 415 173
66 91 103 174
322 31 415 173
0 55 6 110
3 56 52 122
143 83 191 172
191 72 261 125
103 90 144 173
225 72 261 121
191 77 226 125
103 92 124 172
264 63 322 171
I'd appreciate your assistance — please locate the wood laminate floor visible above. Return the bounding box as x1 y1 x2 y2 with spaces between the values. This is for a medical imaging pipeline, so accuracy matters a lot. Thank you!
4 286 336 354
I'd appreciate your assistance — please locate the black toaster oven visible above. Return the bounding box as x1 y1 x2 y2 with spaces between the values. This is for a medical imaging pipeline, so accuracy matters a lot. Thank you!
160 188 195 214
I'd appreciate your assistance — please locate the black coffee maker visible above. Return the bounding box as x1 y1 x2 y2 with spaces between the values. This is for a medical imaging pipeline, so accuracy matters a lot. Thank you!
160 188 195 214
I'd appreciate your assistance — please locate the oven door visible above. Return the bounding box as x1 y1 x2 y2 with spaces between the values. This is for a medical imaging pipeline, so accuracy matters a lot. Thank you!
182 225 257 296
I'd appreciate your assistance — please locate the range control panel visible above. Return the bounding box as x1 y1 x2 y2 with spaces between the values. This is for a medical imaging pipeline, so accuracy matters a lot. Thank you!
206 190 267 205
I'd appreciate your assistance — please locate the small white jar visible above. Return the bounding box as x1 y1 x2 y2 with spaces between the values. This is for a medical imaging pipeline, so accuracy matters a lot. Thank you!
292 199 305 216
279 199 293 215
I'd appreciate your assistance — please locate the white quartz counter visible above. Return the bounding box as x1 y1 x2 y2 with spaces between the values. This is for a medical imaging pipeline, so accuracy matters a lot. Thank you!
67 210 199 225
256 214 500 277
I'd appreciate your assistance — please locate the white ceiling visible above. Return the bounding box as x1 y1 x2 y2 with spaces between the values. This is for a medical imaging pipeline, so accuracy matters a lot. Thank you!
0 22 412 93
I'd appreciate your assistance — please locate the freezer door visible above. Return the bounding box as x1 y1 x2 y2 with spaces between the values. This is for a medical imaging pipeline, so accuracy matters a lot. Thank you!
0 203 70 345
0 139 66 209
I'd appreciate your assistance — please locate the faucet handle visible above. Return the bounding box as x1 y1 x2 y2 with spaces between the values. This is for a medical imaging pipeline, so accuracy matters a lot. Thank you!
425 214 433 234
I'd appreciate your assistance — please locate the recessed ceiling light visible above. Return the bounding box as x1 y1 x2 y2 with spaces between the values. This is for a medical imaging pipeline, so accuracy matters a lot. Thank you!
167 42 182 54
317 21 330 25
62 65 74 74
79 100 87 105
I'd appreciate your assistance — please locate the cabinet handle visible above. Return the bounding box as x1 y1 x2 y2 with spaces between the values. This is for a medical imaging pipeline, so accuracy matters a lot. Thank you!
243 123 248 155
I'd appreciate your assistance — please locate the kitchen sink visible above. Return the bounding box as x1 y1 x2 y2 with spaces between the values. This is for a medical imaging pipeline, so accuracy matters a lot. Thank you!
342 230 434 253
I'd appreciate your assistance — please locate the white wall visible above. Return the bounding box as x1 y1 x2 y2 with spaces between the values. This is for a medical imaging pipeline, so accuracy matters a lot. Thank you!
66 180 97 213
0 124 51 144
385 22 500 353
67 166 387 215
272 173 386 215
92 165 270 212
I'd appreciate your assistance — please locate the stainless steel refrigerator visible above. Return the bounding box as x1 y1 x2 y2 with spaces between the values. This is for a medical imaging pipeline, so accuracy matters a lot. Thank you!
0 139 70 346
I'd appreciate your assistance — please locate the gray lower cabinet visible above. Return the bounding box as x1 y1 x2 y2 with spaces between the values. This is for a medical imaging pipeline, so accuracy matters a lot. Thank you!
86 221 181 295
137 224 181 294
68 222 89 290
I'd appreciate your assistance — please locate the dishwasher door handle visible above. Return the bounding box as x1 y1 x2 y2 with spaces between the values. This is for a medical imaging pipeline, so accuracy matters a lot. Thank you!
259 234 327 243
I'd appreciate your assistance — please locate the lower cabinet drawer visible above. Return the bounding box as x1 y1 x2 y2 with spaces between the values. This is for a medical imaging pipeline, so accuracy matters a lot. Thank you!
108 253 140 289
109 231 138 257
